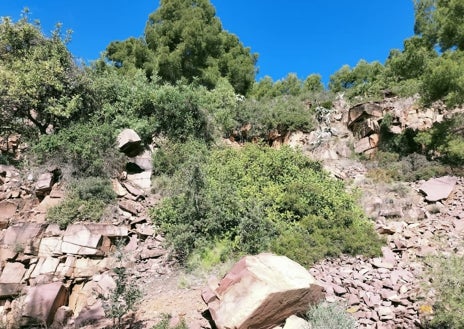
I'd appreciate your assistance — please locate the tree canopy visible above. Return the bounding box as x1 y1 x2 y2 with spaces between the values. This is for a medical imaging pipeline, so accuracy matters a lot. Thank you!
0 14 90 137
106 0 257 95
414 0 464 51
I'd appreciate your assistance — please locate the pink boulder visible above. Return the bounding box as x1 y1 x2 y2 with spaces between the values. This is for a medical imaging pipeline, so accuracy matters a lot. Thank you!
204 253 324 329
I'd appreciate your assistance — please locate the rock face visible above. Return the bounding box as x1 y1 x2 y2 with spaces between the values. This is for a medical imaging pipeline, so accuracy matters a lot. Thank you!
348 103 383 139
204 253 324 329
419 176 458 202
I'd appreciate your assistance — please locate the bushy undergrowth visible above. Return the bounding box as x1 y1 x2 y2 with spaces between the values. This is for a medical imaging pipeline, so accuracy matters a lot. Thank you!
32 121 124 178
151 144 382 267
426 255 464 328
366 151 449 183
415 113 464 166
47 176 116 228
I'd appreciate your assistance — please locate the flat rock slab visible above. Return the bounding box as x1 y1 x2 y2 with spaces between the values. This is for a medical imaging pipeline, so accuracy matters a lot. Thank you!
419 176 458 202
82 223 129 237
0 262 26 283
30 257 60 278
63 225 102 249
1 222 46 247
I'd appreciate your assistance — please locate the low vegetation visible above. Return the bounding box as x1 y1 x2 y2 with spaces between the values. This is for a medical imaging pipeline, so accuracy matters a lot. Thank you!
47 177 116 229
425 255 464 328
306 302 357 329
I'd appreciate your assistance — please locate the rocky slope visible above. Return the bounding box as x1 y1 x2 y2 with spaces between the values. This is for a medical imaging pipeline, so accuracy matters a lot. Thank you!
0 95 462 328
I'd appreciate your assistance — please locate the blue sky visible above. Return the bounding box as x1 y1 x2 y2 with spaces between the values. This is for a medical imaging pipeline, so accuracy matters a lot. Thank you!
0 1 415 84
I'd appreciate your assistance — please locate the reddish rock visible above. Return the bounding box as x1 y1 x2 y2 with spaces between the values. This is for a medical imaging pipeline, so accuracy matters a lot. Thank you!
0 200 17 221
0 283 23 298
1 222 45 252
354 134 380 154
419 176 457 202
206 253 324 329
111 179 127 197
0 262 26 283
118 199 144 216
22 282 68 326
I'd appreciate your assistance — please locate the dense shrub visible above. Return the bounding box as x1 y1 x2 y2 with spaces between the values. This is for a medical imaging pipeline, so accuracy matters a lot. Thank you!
32 121 124 178
426 255 464 328
152 84 213 143
152 139 210 177
151 144 382 266
233 95 316 142
366 151 449 183
47 177 116 228
415 113 464 166
88 68 159 143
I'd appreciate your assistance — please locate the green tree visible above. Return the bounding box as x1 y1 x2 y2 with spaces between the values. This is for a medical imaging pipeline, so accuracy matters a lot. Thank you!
106 0 257 95
249 76 275 99
0 14 90 138
105 37 156 78
329 60 385 99
272 73 303 96
420 50 464 106
385 36 437 81
303 74 324 93
414 0 464 51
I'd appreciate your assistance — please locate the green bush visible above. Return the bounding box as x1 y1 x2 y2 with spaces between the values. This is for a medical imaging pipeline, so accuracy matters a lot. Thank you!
152 139 210 177
152 84 213 143
306 302 357 329
32 121 124 178
47 177 116 228
415 113 464 166
151 144 382 266
102 239 142 329
426 255 464 328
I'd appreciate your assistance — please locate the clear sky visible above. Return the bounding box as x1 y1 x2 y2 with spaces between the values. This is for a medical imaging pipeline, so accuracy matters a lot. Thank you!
0 1 415 84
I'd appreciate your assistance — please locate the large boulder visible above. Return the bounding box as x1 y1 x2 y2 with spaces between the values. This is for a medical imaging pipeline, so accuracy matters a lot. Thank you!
203 253 324 329
35 172 55 197
21 282 68 327
117 129 142 157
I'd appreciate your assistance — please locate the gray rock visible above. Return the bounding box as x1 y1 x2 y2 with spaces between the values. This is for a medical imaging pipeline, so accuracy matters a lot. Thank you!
117 129 142 156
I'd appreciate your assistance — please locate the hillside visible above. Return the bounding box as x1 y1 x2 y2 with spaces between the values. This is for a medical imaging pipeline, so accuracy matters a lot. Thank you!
1 0 464 328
